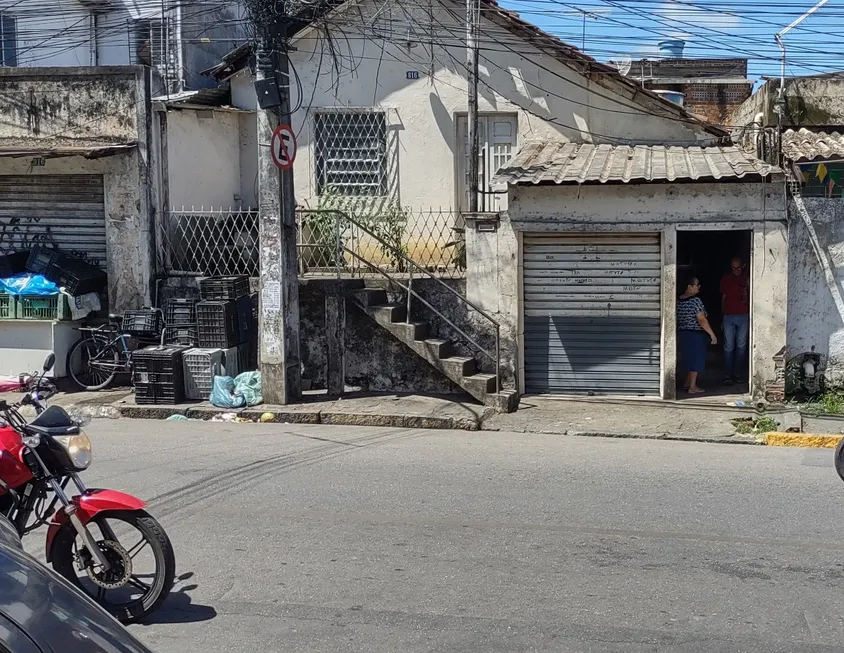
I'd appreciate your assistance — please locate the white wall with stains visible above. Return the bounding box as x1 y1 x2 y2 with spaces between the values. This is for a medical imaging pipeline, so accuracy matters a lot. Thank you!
787 197 844 385
166 109 243 210
269 0 718 213
467 180 788 399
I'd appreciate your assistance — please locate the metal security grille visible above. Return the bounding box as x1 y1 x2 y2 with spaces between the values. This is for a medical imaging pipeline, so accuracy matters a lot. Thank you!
0 175 107 268
158 209 258 276
314 110 387 197
523 233 661 395
135 18 180 86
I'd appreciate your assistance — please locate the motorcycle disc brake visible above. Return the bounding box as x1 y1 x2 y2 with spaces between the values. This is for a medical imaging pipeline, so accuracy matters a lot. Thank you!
84 540 133 590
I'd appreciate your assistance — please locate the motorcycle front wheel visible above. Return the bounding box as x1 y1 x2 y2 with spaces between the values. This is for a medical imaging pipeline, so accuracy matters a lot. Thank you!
51 510 176 624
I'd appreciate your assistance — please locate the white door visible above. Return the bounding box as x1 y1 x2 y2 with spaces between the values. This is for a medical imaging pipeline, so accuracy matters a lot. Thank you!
457 114 517 212
523 233 662 395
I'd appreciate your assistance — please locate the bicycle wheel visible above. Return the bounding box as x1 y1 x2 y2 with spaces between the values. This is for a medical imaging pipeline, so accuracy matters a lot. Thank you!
67 335 120 391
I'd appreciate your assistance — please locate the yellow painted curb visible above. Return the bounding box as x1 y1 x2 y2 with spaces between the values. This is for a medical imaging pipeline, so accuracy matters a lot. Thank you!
764 432 843 448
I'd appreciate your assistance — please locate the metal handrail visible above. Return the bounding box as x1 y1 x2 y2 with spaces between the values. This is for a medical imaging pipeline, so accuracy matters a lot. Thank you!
298 209 501 393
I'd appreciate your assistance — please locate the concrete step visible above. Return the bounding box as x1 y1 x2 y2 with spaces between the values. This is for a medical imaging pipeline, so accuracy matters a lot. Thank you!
390 321 430 341
462 373 498 395
370 304 407 323
440 356 477 377
352 288 388 306
421 339 453 358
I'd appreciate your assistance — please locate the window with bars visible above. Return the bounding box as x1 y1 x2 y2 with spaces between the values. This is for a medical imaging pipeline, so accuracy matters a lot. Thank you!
314 111 388 197
135 18 179 81
0 13 17 67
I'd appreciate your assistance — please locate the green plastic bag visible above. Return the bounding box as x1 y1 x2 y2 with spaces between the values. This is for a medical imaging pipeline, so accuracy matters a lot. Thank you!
233 371 263 407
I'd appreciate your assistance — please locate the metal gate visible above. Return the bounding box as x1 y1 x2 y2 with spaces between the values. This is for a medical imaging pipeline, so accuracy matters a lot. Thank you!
0 175 107 269
523 233 661 395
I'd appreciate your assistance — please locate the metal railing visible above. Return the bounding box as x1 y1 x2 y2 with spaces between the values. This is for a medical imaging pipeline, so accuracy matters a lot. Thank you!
297 207 465 278
157 208 259 277
300 209 501 394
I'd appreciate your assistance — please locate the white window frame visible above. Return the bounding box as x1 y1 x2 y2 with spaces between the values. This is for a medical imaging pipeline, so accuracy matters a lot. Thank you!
314 110 388 197
456 113 517 212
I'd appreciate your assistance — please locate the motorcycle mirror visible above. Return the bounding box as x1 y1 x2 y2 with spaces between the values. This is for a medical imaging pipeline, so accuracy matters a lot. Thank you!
43 353 55 373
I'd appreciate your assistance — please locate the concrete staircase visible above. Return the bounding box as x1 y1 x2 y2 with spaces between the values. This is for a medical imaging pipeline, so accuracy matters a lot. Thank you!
351 286 518 413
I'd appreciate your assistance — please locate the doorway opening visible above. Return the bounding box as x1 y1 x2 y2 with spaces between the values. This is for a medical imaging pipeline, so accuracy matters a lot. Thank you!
676 229 751 398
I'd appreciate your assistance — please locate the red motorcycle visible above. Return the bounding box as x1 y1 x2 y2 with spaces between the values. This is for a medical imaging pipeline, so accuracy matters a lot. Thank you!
0 354 175 623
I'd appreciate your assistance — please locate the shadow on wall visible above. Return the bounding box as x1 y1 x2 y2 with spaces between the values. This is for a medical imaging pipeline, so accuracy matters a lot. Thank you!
787 197 844 386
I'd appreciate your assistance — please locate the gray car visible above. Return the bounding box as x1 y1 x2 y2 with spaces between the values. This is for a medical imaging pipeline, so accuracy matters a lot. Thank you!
0 514 155 653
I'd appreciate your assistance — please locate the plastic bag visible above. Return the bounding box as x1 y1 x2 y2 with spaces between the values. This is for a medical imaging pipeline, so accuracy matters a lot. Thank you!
0 273 60 296
233 371 263 407
209 376 246 409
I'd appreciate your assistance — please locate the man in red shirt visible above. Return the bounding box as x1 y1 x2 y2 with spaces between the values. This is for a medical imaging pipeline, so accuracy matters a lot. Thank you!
720 256 750 385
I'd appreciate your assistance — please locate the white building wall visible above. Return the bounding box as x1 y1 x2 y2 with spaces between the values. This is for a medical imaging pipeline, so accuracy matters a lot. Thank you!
467 181 788 399
166 109 242 210
787 197 844 385
1 0 93 66
286 0 714 212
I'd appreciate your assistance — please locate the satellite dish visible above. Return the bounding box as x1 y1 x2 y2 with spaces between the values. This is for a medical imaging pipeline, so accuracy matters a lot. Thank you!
609 55 632 76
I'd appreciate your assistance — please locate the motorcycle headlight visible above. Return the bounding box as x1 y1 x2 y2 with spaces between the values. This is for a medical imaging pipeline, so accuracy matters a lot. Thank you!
53 432 92 471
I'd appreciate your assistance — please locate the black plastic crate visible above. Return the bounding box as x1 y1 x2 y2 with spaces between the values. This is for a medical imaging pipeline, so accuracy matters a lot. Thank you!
26 245 59 276
123 310 163 337
164 298 198 325
134 381 185 405
133 345 187 404
235 294 255 343
199 275 250 301
0 251 29 278
164 324 198 346
47 255 107 296
196 300 239 348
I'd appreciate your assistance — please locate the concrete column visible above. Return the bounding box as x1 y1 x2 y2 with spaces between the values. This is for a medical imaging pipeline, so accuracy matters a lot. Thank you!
751 222 788 398
660 225 677 400
325 283 345 396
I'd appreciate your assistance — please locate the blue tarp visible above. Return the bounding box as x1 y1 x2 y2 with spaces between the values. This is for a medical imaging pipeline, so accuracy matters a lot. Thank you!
0 273 60 296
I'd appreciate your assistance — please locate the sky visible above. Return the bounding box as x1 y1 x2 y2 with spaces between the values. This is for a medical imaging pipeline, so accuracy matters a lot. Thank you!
496 0 844 83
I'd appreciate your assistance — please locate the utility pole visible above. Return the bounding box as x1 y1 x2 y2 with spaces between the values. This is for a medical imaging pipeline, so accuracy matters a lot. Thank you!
254 13 302 404
466 0 480 213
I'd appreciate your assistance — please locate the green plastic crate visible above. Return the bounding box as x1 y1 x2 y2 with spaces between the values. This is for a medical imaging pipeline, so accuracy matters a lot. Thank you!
15 294 69 320
0 293 14 319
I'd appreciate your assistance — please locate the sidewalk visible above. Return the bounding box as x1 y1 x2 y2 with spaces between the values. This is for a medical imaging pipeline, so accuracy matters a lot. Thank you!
0 386 803 445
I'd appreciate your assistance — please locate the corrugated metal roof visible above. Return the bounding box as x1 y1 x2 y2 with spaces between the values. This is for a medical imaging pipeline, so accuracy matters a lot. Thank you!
494 141 780 186
782 128 844 163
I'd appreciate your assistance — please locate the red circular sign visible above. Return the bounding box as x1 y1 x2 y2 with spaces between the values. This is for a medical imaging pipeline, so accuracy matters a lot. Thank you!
271 124 297 170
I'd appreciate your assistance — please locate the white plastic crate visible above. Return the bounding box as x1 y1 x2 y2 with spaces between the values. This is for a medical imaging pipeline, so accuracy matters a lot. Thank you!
182 348 225 400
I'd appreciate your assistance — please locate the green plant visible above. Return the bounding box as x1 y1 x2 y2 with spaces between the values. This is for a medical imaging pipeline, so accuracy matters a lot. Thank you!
309 187 409 272
444 227 466 271
801 390 844 415
731 415 779 435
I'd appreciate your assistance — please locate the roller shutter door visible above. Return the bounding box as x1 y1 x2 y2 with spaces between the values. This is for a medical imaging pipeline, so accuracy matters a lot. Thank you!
0 175 107 269
523 233 661 395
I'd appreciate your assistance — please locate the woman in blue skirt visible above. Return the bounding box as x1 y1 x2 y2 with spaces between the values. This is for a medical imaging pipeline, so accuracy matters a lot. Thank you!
677 275 718 394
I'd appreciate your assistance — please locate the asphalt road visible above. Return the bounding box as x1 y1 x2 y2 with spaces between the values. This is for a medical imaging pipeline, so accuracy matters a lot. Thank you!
35 420 844 652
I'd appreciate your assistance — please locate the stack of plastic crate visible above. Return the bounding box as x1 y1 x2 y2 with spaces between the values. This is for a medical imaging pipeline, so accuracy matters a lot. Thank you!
164 298 199 346
133 346 189 405
197 276 253 354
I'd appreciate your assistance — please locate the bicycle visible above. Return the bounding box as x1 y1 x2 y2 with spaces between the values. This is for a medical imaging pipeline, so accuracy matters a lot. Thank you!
66 309 167 391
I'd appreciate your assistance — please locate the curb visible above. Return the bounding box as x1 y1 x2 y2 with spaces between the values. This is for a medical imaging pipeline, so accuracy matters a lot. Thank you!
764 432 843 448
114 402 480 431
480 426 762 445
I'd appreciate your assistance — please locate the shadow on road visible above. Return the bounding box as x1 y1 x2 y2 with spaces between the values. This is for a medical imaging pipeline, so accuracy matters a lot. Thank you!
139 573 217 625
